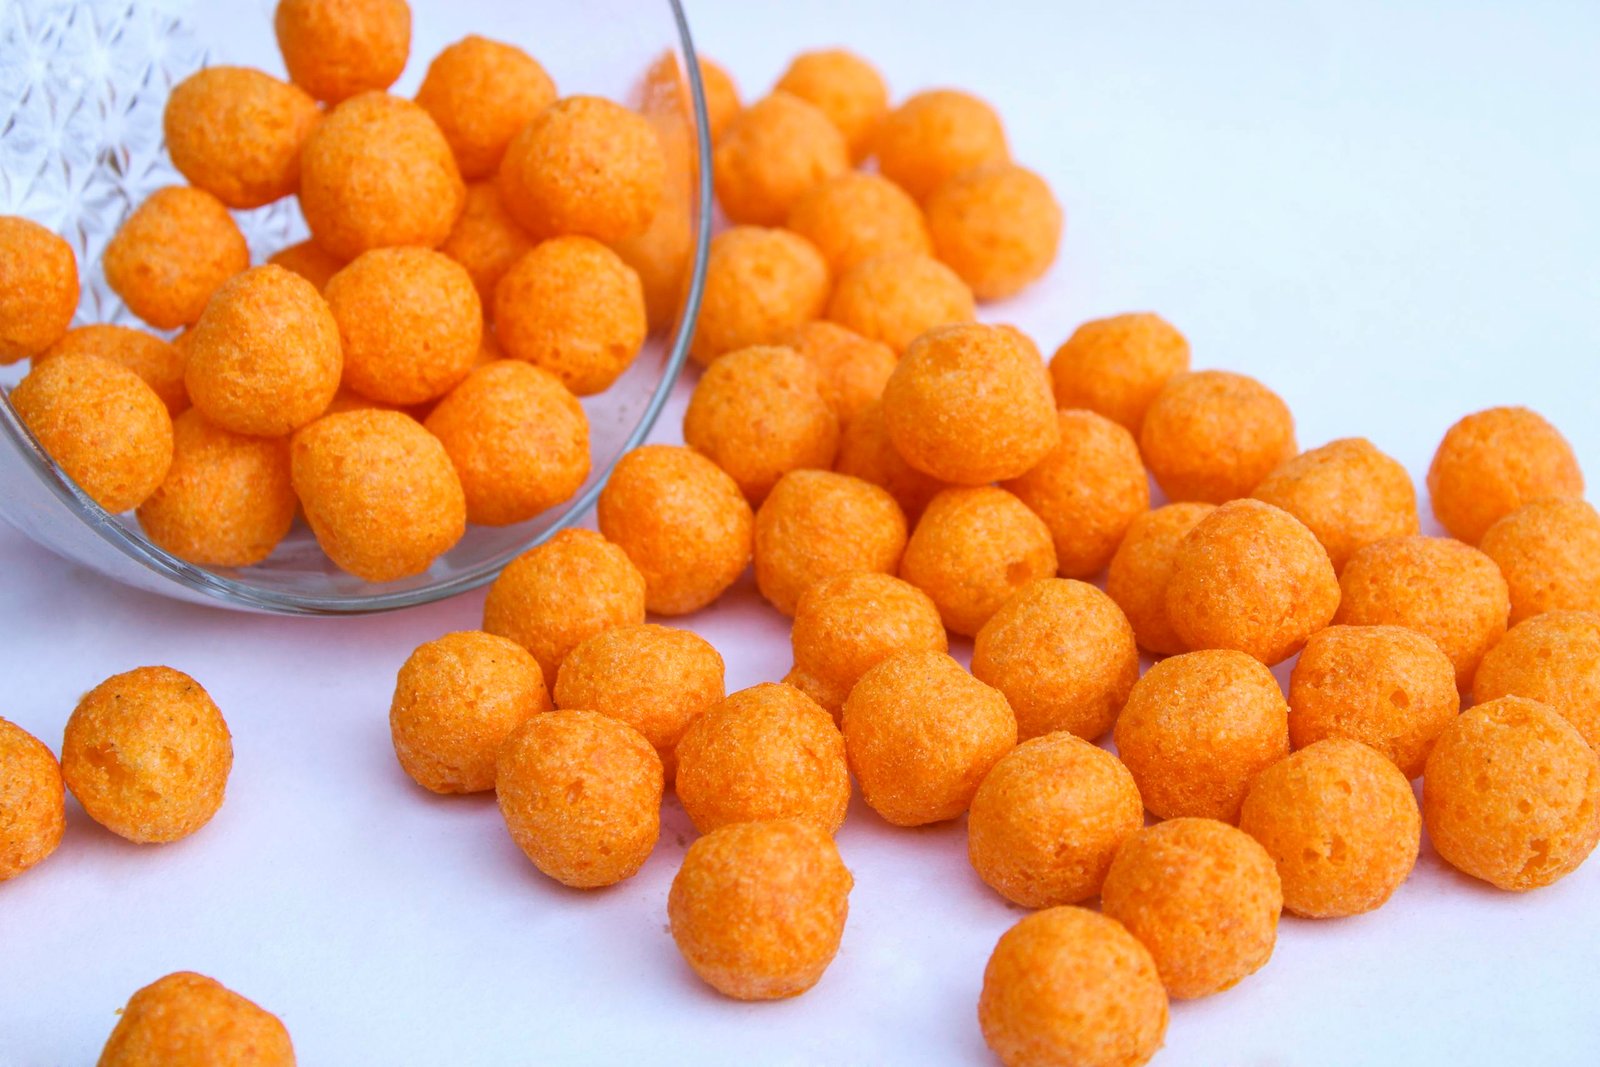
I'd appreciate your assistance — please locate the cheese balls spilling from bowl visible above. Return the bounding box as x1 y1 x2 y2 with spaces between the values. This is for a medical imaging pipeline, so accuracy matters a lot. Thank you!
163 65 320 209
1474 611 1600 751
415 35 557 179
103 186 249 330
1479 497 1600 624
0 718 65 883
713 92 849 225
42 325 189 416
1140 370 1297 504
775 48 889 162
1427 405 1584 545
925 162 1062 301
689 226 830 367
753 470 908 616
1251 437 1419 573
1049 313 1190 436
875 89 1010 201
1105 502 1215 657
826 251 975 355
785 171 931 274
98 971 295 1067
0 216 78 363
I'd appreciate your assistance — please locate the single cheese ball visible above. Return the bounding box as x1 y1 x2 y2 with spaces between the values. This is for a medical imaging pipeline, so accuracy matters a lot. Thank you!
754 470 908 616
1106 502 1215 657
875 89 1010 202
713 92 849 225
496 709 662 888
98 972 294 1066
979 906 1168 1067
690 226 829 366
1003 408 1149 578
482 529 647 680
0 718 65 882
842 650 1017 826
1114 650 1290 822
11 353 173 513
697 56 741 142
1103 819 1281 1002
900 486 1058 637
669 819 852 1001
785 171 931 274
1475 611 1600 751
1334 535 1510 688
291 409 465 581
608 186 694 332
42 325 188 415
642 51 742 142
0 216 78 363
775 48 888 162
968 732 1144 907
1480 497 1600 624
883 323 1058 485
268 239 345 292
416 35 556 178
163 66 320 208
1427 406 1584 545
681 344 839 504
1140 370 1297 504
1251 437 1420 573
103 186 248 330
1239 738 1421 917
785 321 897 428
300 92 465 261
61 667 231 844
1288 625 1460 778
390 630 549 794
674 682 850 834
925 163 1062 301
1165 499 1341 666
275 0 409 104
825 251 975 355
972 579 1139 741
439 181 534 305
1050 312 1190 436
834 399 949 520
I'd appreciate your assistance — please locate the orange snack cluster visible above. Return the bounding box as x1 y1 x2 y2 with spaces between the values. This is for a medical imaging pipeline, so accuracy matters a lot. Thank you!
825 251 975 354
416 35 557 179
275 0 410 104
1479 497 1600 624
0 717 65 883
0 215 78 364
268 239 345 293
925 163 1062 301
1427 405 1584 545
1251 437 1419 573
776 49 888 162
163 65 320 208
690 226 830 367
785 172 931 274
98 971 294 1066
103 186 249 330
753 470 908 617
875 89 1010 201
1474 611 1600 750
1049 312 1190 436
1105 502 1215 657
439 181 535 305
42 325 188 415
784 320 897 428
1139 370 1298 504
714 92 849 225
834 398 949 520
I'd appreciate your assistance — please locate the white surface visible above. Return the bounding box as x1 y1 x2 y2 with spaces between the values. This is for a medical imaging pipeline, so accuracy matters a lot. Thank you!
3 1 1600 1063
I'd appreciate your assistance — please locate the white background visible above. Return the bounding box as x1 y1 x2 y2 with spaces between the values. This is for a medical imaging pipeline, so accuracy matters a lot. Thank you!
4 0 1600 1063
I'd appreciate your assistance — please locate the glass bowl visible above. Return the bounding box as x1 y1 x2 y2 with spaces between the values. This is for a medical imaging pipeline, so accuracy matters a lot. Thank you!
0 0 712 614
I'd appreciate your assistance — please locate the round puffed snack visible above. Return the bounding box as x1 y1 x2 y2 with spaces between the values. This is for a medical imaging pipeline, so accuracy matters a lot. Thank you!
875 89 1010 202
268 239 345 293
102 186 249 330
1105 502 1216 657
97 971 294 1067
1479 497 1600 624
1251 437 1420 573
785 171 931 274
690 226 830 367
0 718 65 882
163 65 320 208
1049 312 1190 436
825 251 975 355
43 325 188 415
1475 611 1600 751
925 162 1062 301
834 399 949 521
275 0 409 103
713 92 849 225
439 181 535 306
775 48 888 162
1139 370 1298 504
784 320 897 429
0 215 78 363
754 470 908 617
1427 405 1584 545
415 35 557 179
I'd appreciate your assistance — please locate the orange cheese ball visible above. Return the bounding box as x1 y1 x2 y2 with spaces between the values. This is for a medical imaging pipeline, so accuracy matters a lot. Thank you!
1165 499 1341 666
0 216 78 364
968 732 1144 908
299 92 465 261
690 226 830 367
1288 625 1460 779
668 818 852 1001
0 718 65 882
775 48 888 162
754 470 908 616
643 52 742 143
608 70 695 333
1239 738 1421 918
416 35 556 179
784 321 897 428
98 972 294 1067
1139 370 1298 504
1251 437 1420 573
103 186 249 330
438 181 535 306
274 0 410 104
1101 818 1282 1000
972 579 1139 742
11 353 173 514
43 325 188 415
785 571 948 720
875 89 1010 202
1427 405 1584 545
290 409 465 582
825 251 976 355
979 906 1168 1067
681 344 839 504
1475 611 1600 751
163 66 320 209
697 56 742 142
184 265 343 437
785 171 931 274
1003 408 1149 578
498 95 665 242
713 92 849 225
1114 649 1290 823
901 486 1058 637
268 239 345 293
596 444 753 616
482 528 647 680
1049 312 1190 436
1480 497 1600 624
493 236 647 396
674 682 850 835
389 630 549 794
424 361 588 527
834 398 949 520
61 666 231 844
496 709 662 888
925 162 1063 301
136 410 296 568
1105 502 1215 657
1334 535 1510 688
841 650 1017 826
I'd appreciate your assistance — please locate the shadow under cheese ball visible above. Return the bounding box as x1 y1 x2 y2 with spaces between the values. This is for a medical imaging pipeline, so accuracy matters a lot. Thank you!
1104 502 1215 657
875 89 1010 202
0 215 78 364
0 717 65 883
1426 405 1584 546
785 171 931 274
103 186 249 331
415 35 557 180
924 162 1063 302
825 251 976 356
833 398 950 521
1474 610 1600 751
1250 436 1420 574
275 0 410 105
689 226 830 367
98 971 294 1067
713 92 849 226
1479 497 1600 624
753 469 908 617
1048 312 1190 437
162 65 320 209
42 325 189 416
775 48 889 163
1139 369 1297 505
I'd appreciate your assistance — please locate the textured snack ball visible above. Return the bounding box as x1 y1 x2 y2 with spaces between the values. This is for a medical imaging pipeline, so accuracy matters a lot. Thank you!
61 667 231 844
785 321 896 428
103 186 249 330
43 325 188 415
875 89 1010 202
1251 437 1420 573
98 971 294 1067
1475 611 1600 751
642 52 741 143
979 906 1167 1067
834 399 948 520
1427 405 1584 545
496 710 662 888
1140 370 1298 504
11 354 173 514
1049 312 1190 436
826 251 975 355
1239 738 1420 918
275 0 409 104
0 718 65 882
754 470 908 616
1480 498 1600 624
1106 502 1215 657
439 181 534 305
416 35 556 178
268 240 344 293
1288 625 1460 778
669 819 852 1001
0 216 78 363
968 732 1144 908
163 66 320 208
674 683 850 834
713 92 849 225
925 162 1063 301
1114 650 1290 823
482 529 646 680
1165 499 1340 666
690 226 830 367
841 650 1017 826
389 631 549 794
972 579 1139 741
785 171 931 274
775 49 888 162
